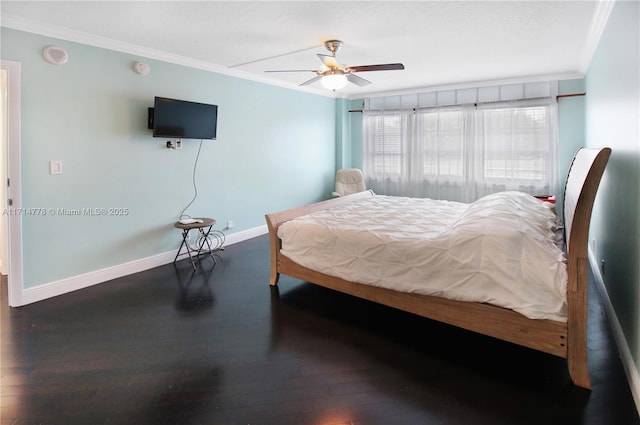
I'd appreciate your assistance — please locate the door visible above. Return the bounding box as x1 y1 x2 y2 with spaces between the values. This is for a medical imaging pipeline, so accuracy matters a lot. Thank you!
1 60 23 307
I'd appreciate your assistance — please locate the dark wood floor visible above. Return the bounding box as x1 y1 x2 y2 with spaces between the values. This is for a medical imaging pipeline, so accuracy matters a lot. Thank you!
1 234 639 425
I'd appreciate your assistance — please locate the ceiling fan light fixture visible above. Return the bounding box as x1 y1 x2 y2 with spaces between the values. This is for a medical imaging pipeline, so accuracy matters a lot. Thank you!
321 73 348 91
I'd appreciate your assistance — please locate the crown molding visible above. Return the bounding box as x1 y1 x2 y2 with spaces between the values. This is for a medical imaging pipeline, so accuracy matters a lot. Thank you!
578 0 616 74
0 14 336 98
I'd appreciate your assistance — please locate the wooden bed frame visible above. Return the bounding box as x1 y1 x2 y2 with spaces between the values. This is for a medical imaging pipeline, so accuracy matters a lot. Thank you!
265 147 611 390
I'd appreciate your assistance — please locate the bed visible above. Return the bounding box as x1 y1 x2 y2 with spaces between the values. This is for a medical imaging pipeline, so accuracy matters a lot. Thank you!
265 147 611 389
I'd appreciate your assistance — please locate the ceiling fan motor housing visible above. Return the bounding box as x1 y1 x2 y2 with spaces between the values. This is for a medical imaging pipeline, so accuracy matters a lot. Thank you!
324 40 343 55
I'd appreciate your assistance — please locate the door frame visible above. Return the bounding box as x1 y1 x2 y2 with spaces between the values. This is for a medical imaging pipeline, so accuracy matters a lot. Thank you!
1 59 24 307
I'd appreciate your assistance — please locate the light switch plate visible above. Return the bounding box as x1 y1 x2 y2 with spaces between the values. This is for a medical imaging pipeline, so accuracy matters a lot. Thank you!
50 160 63 175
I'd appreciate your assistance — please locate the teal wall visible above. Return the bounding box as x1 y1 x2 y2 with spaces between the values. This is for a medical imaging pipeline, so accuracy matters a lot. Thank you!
585 1 640 377
556 79 587 219
334 98 366 170
1 28 337 289
558 79 587 189
334 98 349 168
348 99 365 170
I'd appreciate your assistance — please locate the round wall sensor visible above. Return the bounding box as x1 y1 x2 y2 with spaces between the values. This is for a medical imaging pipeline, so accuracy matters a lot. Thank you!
134 62 150 76
42 45 69 65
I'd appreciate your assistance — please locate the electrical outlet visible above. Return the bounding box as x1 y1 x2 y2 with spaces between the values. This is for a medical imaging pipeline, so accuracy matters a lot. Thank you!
226 220 234 229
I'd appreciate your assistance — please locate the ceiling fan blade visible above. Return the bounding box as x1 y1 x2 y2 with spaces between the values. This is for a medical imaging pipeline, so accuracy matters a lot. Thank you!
300 75 323 86
347 73 372 87
229 44 324 68
265 70 318 73
318 54 338 68
346 63 405 72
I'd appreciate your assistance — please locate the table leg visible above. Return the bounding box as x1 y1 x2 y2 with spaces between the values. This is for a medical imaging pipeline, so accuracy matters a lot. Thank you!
174 229 198 270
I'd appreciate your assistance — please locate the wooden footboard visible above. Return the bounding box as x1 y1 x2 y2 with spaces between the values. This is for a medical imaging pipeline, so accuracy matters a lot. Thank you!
265 147 610 390
279 253 568 356
265 190 375 286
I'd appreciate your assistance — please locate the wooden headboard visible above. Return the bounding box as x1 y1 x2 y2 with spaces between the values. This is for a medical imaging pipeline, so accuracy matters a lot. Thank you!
563 147 611 275
562 147 611 388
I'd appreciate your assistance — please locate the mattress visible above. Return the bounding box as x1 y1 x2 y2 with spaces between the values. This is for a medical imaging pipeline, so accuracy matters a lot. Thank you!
277 192 568 322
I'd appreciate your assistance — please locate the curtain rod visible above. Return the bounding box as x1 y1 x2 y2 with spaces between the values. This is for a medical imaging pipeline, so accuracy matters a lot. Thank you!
556 92 586 100
349 92 586 113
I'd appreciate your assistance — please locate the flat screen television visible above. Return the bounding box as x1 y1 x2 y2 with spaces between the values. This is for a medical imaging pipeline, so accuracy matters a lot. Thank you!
151 97 218 140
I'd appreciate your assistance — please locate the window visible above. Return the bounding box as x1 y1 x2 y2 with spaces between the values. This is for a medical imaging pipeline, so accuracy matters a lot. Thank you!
363 94 558 202
481 105 552 183
418 109 464 179
369 114 405 175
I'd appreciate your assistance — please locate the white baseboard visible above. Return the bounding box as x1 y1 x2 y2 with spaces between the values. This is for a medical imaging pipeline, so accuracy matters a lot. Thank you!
20 225 268 306
588 248 640 415
222 224 267 246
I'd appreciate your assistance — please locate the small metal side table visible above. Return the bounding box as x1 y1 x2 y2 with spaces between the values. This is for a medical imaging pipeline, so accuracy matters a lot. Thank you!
173 218 216 269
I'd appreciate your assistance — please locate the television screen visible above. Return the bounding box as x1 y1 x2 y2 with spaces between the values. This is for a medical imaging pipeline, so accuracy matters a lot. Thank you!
152 97 218 140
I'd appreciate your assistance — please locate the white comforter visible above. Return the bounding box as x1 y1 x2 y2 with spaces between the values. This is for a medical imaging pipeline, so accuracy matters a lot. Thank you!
278 192 568 322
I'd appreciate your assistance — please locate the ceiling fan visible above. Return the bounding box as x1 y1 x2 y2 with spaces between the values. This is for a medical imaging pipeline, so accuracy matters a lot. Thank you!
265 40 405 91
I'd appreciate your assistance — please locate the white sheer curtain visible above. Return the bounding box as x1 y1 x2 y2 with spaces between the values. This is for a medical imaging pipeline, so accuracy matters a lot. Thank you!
363 84 559 202
473 99 559 199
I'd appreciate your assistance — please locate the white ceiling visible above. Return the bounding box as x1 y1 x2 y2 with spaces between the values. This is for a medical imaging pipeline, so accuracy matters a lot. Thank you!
1 1 609 98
